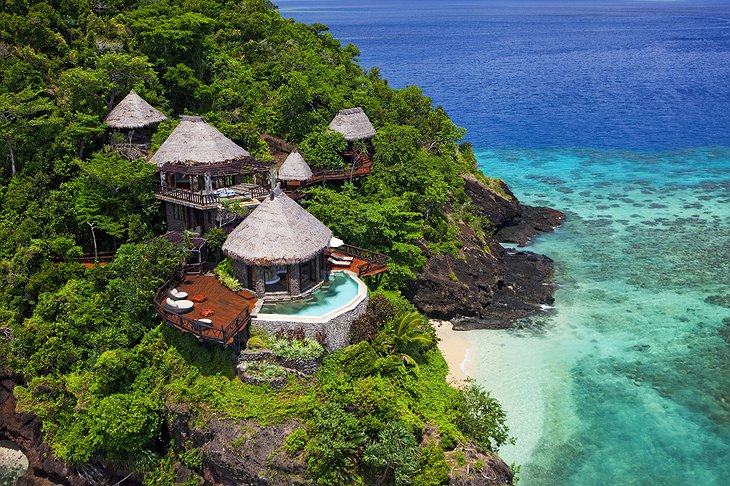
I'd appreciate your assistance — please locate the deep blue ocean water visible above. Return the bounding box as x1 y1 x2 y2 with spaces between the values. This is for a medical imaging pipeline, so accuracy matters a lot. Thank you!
275 1 730 485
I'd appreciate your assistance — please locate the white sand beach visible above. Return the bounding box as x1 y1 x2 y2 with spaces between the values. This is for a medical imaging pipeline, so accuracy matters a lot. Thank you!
432 320 475 386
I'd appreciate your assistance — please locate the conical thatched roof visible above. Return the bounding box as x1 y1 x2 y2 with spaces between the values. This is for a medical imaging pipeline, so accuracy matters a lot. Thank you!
328 107 376 141
105 90 167 129
222 186 332 265
149 115 250 166
278 150 313 181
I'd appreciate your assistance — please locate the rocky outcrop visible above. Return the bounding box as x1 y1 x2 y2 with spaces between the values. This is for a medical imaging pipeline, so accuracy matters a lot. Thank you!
405 175 563 328
446 444 513 486
0 376 132 486
166 404 307 486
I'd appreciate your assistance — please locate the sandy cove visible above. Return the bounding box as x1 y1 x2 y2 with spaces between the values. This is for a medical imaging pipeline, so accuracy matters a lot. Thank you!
432 320 475 386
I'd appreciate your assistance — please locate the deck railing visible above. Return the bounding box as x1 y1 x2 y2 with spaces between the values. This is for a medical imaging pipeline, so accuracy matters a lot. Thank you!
154 269 251 348
155 185 270 207
154 186 218 207
331 244 389 275
75 251 116 264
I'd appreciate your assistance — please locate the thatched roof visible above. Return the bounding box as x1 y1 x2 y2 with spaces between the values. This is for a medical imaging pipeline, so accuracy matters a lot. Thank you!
105 90 167 129
328 107 376 141
278 150 313 181
222 186 332 265
149 116 250 166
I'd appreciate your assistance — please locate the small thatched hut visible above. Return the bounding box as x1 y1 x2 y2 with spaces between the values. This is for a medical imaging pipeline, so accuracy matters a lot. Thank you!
328 107 376 142
105 90 167 147
223 186 333 297
277 149 313 188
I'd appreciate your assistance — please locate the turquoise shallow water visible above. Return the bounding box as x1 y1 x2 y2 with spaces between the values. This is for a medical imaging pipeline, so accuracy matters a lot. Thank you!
258 272 360 316
473 148 730 485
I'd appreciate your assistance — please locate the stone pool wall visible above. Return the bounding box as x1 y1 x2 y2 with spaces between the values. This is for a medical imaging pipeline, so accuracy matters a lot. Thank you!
251 293 368 351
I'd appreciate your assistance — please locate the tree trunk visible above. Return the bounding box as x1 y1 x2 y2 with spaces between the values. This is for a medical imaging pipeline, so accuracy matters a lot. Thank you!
5 136 16 176
88 222 98 260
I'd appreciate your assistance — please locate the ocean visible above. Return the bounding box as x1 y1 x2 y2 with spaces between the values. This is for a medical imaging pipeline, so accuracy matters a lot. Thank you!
277 1 730 484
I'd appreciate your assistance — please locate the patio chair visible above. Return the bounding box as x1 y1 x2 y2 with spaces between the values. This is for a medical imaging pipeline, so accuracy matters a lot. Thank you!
168 288 189 300
165 297 194 314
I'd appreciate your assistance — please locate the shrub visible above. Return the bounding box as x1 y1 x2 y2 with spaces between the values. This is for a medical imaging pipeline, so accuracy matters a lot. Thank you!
214 259 243 291
285 429 309 454
363 421 418 486
456 382 514 452
240 362 287 380
413 441 449 486
271 338 324 361
305 402 366 485
299 129 347 169
350 293 397 344
340 341 379 378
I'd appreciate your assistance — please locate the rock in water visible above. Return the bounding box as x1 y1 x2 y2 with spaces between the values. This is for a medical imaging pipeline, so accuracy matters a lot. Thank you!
405 176 562 329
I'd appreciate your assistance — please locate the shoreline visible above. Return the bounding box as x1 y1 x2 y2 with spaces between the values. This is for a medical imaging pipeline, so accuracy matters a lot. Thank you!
432 320 475 386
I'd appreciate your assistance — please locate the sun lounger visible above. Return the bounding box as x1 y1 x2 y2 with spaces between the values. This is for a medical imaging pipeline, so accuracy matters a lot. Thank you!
328 257 350 266
165 297 194 314
168 288 188 300
330 253 354 262
193 318 213 331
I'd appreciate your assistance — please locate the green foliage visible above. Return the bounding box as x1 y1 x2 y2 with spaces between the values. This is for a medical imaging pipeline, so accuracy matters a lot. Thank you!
305 402 366 485
299 129 347 169
385 311 433 369
413 441 450 486
205 227 227 261
456 382 514 452
284 429 309 454
239 361 287 380
349 293 397 344
363 420 418 486
271 338 325 361
214 258 243 291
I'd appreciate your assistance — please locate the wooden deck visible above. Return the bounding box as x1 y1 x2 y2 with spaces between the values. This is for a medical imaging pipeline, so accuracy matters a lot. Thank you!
326 244 389 277
155 272 256 348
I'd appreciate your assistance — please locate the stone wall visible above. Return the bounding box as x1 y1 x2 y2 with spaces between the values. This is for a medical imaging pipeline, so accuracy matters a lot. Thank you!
252 293 368 351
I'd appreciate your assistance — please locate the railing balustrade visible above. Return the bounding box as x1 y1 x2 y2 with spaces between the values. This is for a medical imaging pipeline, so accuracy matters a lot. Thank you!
330 244 389 275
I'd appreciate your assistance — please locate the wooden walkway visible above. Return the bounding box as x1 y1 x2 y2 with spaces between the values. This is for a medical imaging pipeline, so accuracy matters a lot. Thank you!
285 152 373 200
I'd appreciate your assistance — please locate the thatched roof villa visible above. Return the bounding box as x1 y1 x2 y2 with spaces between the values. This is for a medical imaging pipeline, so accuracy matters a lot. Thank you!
150 116 250 166
151 116 274 234
223 185 331 297
328 107 377 141
105 89 167 129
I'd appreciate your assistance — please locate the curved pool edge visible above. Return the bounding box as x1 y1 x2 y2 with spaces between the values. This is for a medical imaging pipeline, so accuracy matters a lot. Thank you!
253 270 368 324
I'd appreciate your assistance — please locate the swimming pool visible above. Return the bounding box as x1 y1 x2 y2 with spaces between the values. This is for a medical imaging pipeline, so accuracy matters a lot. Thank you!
255 271 367 322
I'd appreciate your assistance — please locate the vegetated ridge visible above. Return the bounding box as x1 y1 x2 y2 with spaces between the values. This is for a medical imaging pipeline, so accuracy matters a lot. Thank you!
0 0 561 484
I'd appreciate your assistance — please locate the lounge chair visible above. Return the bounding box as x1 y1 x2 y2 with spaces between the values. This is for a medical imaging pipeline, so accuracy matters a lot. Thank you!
168 288 188 300
328 257 350 266
192 318 213 331
330 253 354 262
165 297 194 314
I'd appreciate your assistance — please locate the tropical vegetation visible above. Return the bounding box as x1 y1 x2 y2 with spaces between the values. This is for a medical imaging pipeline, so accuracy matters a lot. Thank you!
0 0 513 483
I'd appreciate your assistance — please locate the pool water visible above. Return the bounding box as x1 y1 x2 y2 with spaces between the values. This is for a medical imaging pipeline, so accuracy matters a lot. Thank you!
258 272 364 318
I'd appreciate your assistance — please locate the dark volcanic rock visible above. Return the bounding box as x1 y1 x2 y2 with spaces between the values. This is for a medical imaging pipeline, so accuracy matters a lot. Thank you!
446 444 513 486
406 175 562 329
493 205 565 246
0 376 132 486
166 404 307 486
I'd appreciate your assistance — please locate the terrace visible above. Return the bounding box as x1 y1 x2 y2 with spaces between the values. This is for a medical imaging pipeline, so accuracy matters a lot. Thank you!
154 269 256 350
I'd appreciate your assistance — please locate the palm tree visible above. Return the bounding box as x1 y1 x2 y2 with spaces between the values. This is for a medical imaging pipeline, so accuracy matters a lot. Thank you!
388 311 432 369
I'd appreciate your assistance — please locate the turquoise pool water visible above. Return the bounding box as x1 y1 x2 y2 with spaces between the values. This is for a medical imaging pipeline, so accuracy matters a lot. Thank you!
258 272 363 317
